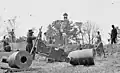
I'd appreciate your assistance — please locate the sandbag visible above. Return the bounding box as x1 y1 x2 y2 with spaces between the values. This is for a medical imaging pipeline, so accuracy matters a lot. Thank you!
68 49 95 66
7 51 32 69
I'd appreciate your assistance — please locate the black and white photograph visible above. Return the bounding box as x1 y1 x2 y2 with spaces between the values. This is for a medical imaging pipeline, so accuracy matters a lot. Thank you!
0 0 120 73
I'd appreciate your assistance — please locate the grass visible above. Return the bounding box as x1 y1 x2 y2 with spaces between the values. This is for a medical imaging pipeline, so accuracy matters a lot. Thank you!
0 41 27 51
0 42 120 73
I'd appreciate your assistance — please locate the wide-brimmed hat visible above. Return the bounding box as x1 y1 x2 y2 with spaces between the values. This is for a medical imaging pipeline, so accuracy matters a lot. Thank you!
28 29 34 33
97 31 100 33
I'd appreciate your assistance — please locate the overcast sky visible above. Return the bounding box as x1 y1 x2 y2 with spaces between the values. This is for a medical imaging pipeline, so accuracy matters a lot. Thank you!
0 0 120 44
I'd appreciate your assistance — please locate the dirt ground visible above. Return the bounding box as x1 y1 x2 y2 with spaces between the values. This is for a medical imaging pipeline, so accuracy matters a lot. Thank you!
0 44 120 73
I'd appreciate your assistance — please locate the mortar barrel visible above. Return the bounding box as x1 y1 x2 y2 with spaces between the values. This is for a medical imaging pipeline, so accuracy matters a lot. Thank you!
7 51 33 69
68 49 95 66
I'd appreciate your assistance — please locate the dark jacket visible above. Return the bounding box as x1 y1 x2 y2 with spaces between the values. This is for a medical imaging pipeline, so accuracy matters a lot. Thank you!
26 36 36 53
2 39 9 47
111 28 117 38
27 36 36 44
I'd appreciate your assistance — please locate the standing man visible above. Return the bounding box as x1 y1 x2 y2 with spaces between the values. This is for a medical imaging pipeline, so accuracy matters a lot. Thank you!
95 31 105 57
26 29 36 53
9 29 15 43
43 32 47 43
49 37 53 44
111 25 117 44
96 31 101 44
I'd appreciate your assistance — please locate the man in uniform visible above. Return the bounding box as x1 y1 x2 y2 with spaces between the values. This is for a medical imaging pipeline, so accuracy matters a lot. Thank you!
49 37 53 44
95 31 105 58
111 25 117 44
9 29 15 42
43 32 47 43
26 29 36 53
2 36 11 52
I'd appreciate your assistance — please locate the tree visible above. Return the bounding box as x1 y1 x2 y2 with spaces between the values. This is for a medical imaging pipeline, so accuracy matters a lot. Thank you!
16 36 26 43
45 19 78 45
74 22 84 44
3 16 17 43
46 24 56 40
82 21 99 45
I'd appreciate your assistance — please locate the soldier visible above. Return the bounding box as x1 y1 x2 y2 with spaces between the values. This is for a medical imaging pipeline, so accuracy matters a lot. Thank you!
52 37 55 44
49 37 53 44
111 25 117 44
95 31 105 57
96 31 101 44
9 29 15 42
26 29 36 53
43 32 47 43
2 36 11 52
